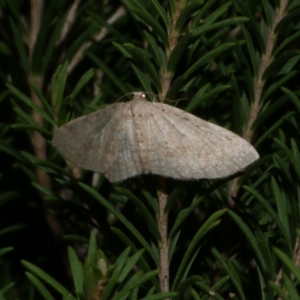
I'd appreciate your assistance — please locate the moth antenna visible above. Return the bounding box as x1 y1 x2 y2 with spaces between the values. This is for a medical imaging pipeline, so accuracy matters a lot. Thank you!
115 92 136 103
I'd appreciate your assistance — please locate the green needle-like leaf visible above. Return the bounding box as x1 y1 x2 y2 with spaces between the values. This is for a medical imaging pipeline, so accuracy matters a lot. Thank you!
79 183 157 264
25 273 55 300
22 261 77 300
7 84 56 127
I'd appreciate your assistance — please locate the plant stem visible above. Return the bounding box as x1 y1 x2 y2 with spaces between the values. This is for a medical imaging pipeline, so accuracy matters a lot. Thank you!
156 2 182 293
29 0 66 241
159 1 181 101
157 178 169 294
67 6 126 74
227 0 289 206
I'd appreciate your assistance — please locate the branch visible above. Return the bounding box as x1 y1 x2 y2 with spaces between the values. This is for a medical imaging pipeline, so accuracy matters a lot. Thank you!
29 0 48 189
160 2 181 101
29 0 43 59
155 4 184 295
244 0 289 143
228 0 289 205
57 0 81 45
157 179 169 295
29 0 65 241
67 6 126 75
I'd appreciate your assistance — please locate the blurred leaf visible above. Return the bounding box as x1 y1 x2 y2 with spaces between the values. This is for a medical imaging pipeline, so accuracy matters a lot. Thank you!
79 183 157 264
20 151 71 177
271 177 291 242
22 261 77 300
124 43 161 91
278 55 300 75
168 17 248 73
100 248 131 300
195 16 249 36
169 196 206 239
262 71 298 103
173 209 227 289
113 270 159 300
164 186 186 214
68 247 84 296
30 83 55 119
51 62 68 114
268 281 289 300
283 273 298 299
10 18 29 75
110 227 159 290
118 249 145 282
252 96 289 129
202 1 232 26
25 272 54 300
113 42 132 58
0 224 25 237
255 112 296 147
185 85 229 112
40 11 69 75
88 53 129 94
228 210 267 271
263 50 300 79
140 292 178 300
274 138 300 180
168 231 180 264
194 281 224 300
175 1 203 32
261 0 274 26
131 63 153 93
241 26 259 76
150 0 169 30
0 283 15 297
11 123 52 139
0 191 19 208
176 250 201 293
0 247 13 257
274 30 300 56
70 68 94 101
211 248 246 300
233 0 265 53
121 0 168 44
143 31 166 67
7 84 56 127
274 247 300 283
183 43 235 79
282 87 300 113
115 187 160 240
275 7 300 33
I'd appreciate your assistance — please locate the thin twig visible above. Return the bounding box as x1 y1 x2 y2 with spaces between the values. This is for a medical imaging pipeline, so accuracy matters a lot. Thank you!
228 0 289 206
67 6 126 75
28 0 66 241
29 0 47 187
156 2 182 295
28 0 50 190
29 0 46 184
57 0 81 45
29 0 43 58
275 237 300 300
157 178 169 294
160 2 181 101
244 1 288 143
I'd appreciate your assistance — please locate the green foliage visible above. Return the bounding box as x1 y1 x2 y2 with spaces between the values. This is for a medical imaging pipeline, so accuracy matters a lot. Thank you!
1 0 300 299
23 232 172 299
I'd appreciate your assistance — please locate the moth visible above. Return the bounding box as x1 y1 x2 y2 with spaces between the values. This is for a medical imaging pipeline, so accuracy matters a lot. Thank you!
52 92 259 182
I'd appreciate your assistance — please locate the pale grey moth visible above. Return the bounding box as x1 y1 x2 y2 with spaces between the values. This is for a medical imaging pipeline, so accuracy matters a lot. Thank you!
52 92 259 182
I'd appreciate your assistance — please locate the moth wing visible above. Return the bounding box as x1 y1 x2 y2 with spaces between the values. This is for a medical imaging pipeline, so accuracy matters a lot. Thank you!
144 102 258 179
103 108 143 182
52 103 142 182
